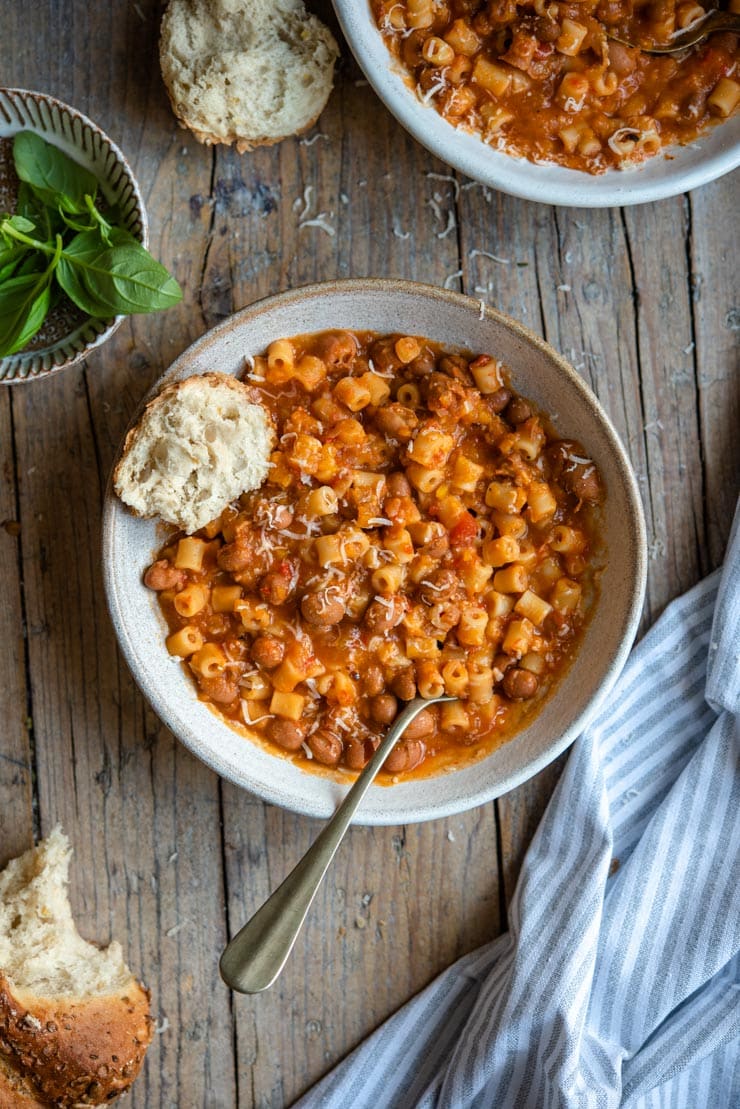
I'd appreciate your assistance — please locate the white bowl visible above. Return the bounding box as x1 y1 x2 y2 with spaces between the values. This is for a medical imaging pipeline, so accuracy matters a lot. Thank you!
103 280 647 825
332 2 740 206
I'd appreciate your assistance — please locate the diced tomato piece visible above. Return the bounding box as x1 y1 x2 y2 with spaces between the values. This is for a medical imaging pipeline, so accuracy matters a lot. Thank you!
449 513 478 549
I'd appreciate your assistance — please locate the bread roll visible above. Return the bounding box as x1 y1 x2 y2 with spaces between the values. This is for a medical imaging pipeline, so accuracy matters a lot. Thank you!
0 829 153 1107
113 372 275 533
160 0 340 152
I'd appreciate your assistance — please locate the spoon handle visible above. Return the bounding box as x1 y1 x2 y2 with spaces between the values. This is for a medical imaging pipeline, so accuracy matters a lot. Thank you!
219 697 453 994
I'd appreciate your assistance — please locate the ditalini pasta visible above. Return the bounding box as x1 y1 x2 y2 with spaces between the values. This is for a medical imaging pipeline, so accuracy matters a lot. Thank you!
371 0 740 173
145 331 606 779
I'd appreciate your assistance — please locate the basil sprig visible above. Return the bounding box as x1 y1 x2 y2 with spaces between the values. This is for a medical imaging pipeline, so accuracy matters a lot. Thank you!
0 132 182 357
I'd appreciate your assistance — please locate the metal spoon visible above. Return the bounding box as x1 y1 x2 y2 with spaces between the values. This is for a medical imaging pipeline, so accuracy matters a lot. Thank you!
608 9 740 54
220 695 454 994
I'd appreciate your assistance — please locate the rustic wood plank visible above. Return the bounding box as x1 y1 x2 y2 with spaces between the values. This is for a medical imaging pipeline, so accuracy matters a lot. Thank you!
689 175 740 569
0 393 34 866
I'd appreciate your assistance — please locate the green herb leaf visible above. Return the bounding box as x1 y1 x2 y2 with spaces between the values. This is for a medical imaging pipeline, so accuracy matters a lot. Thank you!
61 229 183 314
56 232 115 318
3 214 37 236
0 271 52 357
0 242 30 282
16 182 61 242
13 131 98 214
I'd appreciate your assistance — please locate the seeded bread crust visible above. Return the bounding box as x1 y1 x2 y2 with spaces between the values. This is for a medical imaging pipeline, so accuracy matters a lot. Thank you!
0 976 152 1108
0 1050 48 1108
159 0 340 152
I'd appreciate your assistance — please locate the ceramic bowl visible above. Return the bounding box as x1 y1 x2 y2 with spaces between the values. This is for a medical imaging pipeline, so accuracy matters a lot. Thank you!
103 279 647 825
0 88 147 383
331 1 740 207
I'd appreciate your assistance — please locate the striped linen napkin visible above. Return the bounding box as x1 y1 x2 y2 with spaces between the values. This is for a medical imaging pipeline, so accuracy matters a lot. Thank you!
297 500 740 1109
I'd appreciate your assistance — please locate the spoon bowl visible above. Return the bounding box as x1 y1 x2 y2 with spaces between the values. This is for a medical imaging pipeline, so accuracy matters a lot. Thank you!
608 9 740 54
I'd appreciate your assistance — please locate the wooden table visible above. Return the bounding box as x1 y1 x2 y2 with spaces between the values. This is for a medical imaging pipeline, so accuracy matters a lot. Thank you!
0 3 737 1106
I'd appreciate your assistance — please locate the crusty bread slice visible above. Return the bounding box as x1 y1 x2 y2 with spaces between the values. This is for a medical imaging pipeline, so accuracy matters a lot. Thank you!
0 829 153 1107
113 371 275 533
160 0 340 152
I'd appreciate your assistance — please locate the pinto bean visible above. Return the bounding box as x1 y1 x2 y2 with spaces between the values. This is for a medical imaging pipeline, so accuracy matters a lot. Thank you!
362 665 385 696
144 560 186 592
547 441 602 504
251 635 284 669
487 387 512 414
384 738 426 774
314 330 357 368
345 738 376 770
407 349 436 376
403 708 436 740
218 535 255 573
418 569 462 607
374 403 418 442
308 729 343 767
503 668 540 701
300 591 345 626
505 396 533 424
386 471 412 498
363 596 406 633
369 694 398 725
198 673 239 704
391 667 417 701
268 718 306 751
259 563 298 605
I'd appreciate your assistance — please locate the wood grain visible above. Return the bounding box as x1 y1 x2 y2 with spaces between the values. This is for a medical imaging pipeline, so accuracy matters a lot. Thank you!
0 1 737 1106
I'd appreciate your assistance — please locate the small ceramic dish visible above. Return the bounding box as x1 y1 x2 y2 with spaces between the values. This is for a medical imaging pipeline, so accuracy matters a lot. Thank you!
0 88 147 384
331 1 740 207
103 279 647 826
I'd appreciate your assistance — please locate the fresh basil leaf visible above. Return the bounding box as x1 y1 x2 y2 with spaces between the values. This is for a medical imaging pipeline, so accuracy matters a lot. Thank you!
0 271 52 357
93 245 183 312
0 241 28 281
5 214 36 234
61 229 182 314
16 182 60 241
57 252 114 319
16 253 46 276
13 131 98 215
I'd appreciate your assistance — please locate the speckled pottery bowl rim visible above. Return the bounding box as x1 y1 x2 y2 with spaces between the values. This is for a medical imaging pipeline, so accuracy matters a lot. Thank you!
331 0 740 207
0 87 148 384
103 279 647 826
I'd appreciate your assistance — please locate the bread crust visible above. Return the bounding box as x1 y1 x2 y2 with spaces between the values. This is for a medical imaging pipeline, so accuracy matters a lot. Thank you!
0 975 153 1108
0 1051 48 1108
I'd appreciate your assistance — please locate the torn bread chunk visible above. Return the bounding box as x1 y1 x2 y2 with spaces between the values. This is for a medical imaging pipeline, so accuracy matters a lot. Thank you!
160 0 340 152
113 371 275 533
0 828 153 1107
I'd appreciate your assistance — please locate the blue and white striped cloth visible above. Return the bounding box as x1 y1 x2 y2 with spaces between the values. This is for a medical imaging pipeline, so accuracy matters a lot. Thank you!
297 500 740 1109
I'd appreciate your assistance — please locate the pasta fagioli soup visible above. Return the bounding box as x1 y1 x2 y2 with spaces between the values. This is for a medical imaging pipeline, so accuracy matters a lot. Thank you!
371 0 740 173
145 331 606 780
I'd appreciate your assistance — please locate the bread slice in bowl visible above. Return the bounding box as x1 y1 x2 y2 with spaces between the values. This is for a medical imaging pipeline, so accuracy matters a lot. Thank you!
0 829 153 1108
160 0 340 152
113 371 275 533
